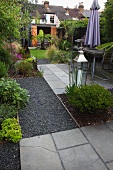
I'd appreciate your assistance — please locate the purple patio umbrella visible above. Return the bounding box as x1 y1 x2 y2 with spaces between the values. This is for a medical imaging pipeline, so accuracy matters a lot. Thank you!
84 0 100 48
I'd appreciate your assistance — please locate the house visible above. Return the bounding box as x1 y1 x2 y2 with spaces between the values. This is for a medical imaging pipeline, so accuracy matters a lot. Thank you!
30 1 90 47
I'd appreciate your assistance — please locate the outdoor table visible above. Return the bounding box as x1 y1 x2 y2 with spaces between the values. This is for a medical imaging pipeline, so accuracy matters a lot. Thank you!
84 47 106 80
75 39 84 47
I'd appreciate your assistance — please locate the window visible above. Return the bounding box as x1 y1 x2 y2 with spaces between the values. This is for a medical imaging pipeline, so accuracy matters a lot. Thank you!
42 19 45 22
50 16 54 23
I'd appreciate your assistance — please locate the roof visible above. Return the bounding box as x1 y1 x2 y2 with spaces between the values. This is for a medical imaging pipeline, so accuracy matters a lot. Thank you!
83 9 102 18
83 10 91 18
32 4 72 20
31 4 99 21
68 8 85 19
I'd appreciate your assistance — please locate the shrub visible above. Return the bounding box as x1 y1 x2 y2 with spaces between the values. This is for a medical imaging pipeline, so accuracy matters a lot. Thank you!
51 50 71 63
0 61 7 78
0 104 17 124
0 130 3 142
1 118 22 143
59 40 71 51
65 84 113 113
15 60 33 75
46 45 71 63
46 45 58 61
0 78 29 109
0 46 12 67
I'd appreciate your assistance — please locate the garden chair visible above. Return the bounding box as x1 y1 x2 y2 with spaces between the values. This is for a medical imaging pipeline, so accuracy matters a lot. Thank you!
102 50 113 70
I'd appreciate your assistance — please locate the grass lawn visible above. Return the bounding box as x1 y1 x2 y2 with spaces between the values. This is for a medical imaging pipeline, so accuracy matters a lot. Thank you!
30 49 47 59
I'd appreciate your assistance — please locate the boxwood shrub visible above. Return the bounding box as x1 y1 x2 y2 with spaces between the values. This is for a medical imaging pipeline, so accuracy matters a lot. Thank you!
65 84 113 113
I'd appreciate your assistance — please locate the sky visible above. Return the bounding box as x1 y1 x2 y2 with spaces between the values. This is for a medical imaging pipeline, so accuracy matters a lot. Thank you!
37 0 107 10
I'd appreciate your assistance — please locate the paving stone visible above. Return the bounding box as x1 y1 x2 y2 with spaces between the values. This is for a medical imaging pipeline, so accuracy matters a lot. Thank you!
47 81 66 88
106 161 113 170
53 71 68 78
20 134 63 170
54 88 65 94
81 124 113 162
106 121 113 131
37 65 49 71
59 77 69 84
49 67 62 72
52 129 88 150
43 70 53 75
47 64 58 68
59 144 107 170
44 75 60 81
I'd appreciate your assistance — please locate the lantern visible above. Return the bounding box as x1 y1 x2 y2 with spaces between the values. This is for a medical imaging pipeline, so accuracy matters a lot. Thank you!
69 49 88 86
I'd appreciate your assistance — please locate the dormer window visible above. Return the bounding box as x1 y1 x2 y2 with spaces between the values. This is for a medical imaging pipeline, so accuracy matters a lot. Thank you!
50 16 54 23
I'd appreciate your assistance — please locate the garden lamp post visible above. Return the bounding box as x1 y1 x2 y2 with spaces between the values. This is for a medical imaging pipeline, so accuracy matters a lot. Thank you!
72 49 88 86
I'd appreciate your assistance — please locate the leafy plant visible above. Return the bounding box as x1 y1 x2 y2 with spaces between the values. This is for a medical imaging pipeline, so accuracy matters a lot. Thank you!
0 104 17 124
15 60 33 75
0 78 29 109
0 130 3 142
59 40 71 51
0 61 7 78
1 118 22 143
51 50 71 63
32 29 51 49
96 42 113 52
0 46 13 67
66 84 113 113
46 45 58 61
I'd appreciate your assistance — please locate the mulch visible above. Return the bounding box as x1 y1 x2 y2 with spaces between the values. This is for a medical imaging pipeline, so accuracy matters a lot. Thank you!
58 94 113 127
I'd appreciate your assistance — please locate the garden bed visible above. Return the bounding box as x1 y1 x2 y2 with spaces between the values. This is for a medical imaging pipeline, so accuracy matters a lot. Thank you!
0 73 77 170
58 94 113 127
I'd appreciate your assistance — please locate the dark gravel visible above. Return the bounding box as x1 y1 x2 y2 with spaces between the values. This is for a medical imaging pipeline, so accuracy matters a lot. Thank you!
17 77 77 138
0 59 77 170
0 142 20 170
37 58 50 65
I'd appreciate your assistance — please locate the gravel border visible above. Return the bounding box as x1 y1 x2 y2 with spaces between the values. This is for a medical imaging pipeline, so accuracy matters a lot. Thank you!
17 77 77 138
0 59 77 170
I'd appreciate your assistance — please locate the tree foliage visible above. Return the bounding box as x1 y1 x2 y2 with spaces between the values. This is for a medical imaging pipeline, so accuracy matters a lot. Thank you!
0 0 21 41
60 19 88 43
0 0 35 43
102 0 113 42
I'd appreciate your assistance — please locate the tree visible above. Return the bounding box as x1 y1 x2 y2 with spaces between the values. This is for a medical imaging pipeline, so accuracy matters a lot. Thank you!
102 0 113 42
0 0 36 46
0 0 21 41
32 29 51 49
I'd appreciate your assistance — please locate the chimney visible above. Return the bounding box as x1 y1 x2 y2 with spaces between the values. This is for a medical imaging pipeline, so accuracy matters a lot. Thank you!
74 5 78 9
65 6 69 15
78 2 84 13
44 1 49 9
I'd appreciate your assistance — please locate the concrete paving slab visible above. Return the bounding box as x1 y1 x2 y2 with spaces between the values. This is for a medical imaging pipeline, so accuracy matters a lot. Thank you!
60 77 69 84
47 64 58 68
43 70 53 75
44 75 60 81
37 65 49 71
47 81 66 88
106 121 113 131
52 129 88 150
48 67 62 72
81 124 113 162
59 144 107 170
53 71 68 78
53 88 66 94
106 161 113 170
20 134 63 170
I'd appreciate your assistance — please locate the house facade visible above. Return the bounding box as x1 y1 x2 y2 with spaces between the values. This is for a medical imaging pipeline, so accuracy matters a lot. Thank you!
30 1 88 47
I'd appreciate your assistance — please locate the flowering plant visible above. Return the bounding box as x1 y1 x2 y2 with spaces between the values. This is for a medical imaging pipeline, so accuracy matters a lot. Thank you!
108 88 113 97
